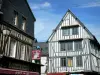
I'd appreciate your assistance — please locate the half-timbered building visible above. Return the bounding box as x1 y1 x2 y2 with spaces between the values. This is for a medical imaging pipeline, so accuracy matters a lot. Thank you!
48 9 100 75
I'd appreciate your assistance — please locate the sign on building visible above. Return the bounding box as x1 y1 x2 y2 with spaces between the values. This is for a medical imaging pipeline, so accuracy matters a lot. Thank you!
32 50 41 60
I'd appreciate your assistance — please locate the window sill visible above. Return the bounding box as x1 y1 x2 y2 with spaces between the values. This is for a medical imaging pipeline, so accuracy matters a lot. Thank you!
67 66 73 67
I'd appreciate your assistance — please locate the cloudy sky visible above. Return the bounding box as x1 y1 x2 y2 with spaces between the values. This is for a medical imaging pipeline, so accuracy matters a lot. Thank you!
28 0 100 42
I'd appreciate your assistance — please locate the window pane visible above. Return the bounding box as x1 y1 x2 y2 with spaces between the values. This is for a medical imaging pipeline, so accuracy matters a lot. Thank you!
75 41 82 51
93 56 97 66
62 28 70 36
22 17 26 30
60 43 65 51
61 58 66 67
67 57 73 67
72 27 78 35
13 11 18 25
76 56 83 67
66 42 73 51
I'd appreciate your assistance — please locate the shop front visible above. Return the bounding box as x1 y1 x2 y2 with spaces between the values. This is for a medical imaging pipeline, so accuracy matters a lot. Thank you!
0 56 42 75
0 68 39 75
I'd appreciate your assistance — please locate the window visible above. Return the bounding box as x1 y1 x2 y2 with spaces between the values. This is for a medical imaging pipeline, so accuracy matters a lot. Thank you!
95 47 98 54
62 28 70 36
10 39 17 58
60 42 65 51
93 56 97 66
66 42 73 51
76 56 83 67
74 41 82 51
20 44 25 60
61 57 66 67
72 27 78 35
13 11 18 25
22 17 26 30
67 57 73 67
60 42 73 51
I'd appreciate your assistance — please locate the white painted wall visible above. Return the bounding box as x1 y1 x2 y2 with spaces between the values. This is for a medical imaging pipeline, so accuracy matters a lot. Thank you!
41 57 48 75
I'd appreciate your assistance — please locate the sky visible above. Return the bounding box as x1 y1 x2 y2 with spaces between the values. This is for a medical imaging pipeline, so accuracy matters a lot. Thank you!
28 0 100 42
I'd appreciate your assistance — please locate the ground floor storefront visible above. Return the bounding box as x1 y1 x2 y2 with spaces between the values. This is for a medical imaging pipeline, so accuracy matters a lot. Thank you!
0 55 42 75
0 68 39 75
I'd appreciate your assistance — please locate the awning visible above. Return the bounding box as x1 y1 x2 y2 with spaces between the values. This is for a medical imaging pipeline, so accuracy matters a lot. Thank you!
0 68 39 75
47 72 66 75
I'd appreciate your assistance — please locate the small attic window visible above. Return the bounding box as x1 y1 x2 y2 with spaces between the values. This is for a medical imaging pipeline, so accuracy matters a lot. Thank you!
22 17 26 31
13 11 18 26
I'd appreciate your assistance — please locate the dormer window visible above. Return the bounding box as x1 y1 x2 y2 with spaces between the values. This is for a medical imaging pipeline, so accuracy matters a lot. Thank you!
22 17 26 31
13 11 18 26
